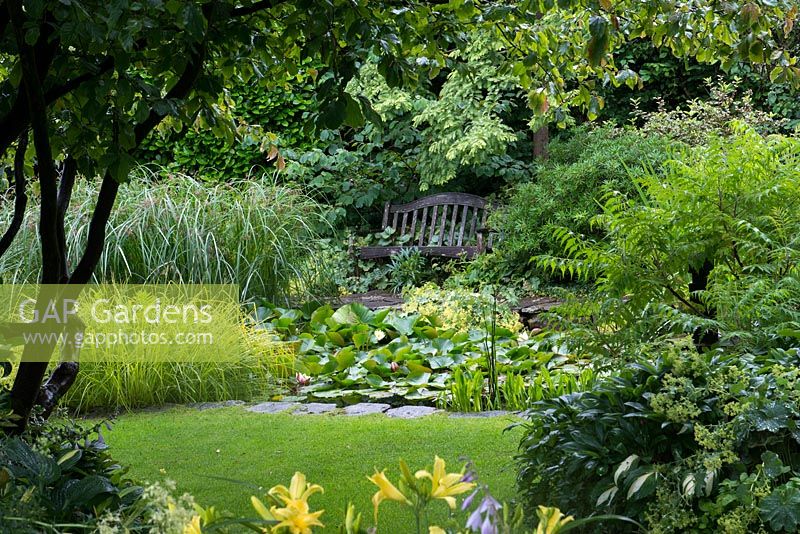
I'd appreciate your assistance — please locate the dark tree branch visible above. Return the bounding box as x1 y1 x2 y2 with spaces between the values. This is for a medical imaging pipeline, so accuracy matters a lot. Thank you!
133 50 208 144
70 36 209 285
56 157 77 281
0 131 28 260
0 3 59 160
0 57 113 158
45 57 115 105
67 173 119 285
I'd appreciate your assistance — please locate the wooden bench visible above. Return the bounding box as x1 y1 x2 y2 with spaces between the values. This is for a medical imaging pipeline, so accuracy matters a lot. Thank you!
359 192 494 259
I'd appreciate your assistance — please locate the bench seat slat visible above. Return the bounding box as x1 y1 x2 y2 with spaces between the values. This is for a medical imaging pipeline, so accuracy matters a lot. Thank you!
457 205 468 246
428 205 438 245
469 207 479 242
360 246 480 259
418 206 428 246
448 204 459 246
438 205 448 246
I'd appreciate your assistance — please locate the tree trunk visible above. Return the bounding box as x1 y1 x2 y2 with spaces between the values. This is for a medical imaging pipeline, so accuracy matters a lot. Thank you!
533 125 549 160
6 2 212 432
6 0 67 431
689 259 719 351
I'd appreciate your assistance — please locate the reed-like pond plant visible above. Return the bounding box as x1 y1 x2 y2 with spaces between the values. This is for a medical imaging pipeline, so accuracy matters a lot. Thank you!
0 169 327 301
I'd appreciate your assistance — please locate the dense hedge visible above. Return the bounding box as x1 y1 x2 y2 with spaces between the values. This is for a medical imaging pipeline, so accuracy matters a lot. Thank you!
138 79 318 180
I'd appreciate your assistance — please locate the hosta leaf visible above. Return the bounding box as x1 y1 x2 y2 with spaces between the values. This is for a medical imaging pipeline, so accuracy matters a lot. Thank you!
596 486 618 507
626 472 655 500
681 474 695 498
614 454 638 486
2 438 60 485
62 475 116 508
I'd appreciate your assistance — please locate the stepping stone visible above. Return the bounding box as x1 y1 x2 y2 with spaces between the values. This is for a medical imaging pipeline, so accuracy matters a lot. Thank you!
293 403 337 415
448 410 513 418
385 406 440 419
193 400 245 411
247 401 298 414
342 403 391 416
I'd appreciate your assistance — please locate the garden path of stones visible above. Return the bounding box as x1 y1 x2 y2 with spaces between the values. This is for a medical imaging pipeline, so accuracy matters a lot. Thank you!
191 400 516 419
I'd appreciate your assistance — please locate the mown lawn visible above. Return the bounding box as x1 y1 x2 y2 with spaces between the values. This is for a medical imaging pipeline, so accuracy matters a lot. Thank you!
102 407 522 532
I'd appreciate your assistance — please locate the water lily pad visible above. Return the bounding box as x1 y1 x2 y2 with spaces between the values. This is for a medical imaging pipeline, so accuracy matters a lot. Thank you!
428 355 455 369
365 374 386 388
405 371 431 386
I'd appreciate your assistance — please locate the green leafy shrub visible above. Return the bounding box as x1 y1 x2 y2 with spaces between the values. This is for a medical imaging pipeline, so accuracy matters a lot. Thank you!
488 125 669 280
388 248 427 293
599 40 800 130
517 342 800 533
635 80 787 145
539 126 800 360
0 413 143 533
138 76 318 181
0 172 328 301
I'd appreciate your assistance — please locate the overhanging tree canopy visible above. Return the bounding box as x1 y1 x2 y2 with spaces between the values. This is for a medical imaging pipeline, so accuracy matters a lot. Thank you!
0 0 796 430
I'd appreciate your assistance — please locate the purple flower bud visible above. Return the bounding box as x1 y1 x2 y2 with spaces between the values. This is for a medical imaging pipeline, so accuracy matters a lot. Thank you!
461 469 477 483
461 489 479 511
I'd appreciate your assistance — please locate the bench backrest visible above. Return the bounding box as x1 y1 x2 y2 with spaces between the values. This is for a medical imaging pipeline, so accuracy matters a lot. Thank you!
381 193 489 248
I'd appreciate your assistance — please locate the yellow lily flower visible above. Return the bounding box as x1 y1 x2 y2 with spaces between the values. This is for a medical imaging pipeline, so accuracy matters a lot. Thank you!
429 527 446 534
534 506 574 534
183 515 202 534
271 500 325 534
268 472 324 508
415 456 476 509
367 469 411 522
252 472 325 534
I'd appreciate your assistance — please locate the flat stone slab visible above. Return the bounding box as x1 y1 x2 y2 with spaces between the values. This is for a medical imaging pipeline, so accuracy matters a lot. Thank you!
342 403 391 416
449 410 513 418
293 402 337 415
247 401 299 414
385 406 440 419
192 400 245 410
